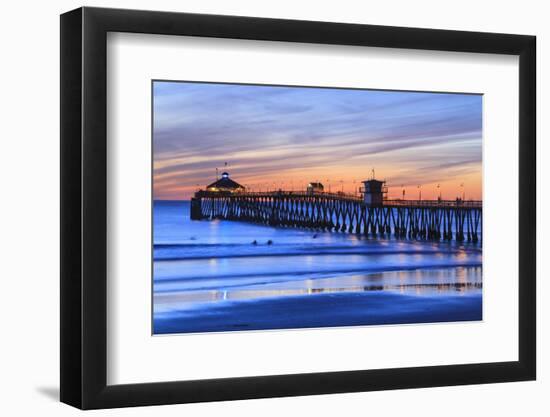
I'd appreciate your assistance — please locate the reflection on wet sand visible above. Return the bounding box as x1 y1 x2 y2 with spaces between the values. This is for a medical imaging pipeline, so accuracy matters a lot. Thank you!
155 266 482 311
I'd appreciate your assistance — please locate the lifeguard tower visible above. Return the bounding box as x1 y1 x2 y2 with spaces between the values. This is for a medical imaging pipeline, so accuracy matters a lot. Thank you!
361 171 387 207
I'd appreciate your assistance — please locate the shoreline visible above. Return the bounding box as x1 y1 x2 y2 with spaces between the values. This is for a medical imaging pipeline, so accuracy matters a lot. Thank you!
154 291 482 335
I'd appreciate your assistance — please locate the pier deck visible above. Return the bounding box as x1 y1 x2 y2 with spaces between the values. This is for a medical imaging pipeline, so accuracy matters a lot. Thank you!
190 191 482 242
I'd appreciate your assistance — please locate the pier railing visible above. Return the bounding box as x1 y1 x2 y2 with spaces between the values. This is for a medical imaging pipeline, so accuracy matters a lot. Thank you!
190 191 482 243
383 199 482 209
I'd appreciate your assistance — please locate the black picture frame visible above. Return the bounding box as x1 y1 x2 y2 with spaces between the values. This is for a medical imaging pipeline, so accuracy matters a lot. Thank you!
60 6 536 410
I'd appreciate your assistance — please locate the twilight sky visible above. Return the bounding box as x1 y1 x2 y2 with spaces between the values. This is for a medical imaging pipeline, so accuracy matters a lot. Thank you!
153 81 482 200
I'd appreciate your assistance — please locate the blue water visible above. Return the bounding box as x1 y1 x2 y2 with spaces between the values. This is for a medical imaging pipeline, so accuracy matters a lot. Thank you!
153 201 482 334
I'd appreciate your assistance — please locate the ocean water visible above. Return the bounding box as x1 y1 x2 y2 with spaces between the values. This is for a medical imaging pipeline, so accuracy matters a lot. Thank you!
153 201 482 334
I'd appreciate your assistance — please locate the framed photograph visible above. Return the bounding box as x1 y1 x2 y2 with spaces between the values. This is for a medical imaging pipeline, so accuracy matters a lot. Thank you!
60 7 536 409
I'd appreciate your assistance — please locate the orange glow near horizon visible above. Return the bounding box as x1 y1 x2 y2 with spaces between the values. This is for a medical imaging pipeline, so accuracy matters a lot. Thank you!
154 168 482 201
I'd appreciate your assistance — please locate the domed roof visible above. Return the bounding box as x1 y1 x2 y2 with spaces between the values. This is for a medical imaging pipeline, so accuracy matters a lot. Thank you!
206 172 244 191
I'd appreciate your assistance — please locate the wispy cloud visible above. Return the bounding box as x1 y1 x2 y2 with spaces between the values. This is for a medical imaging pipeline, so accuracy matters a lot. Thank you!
153 81 482 200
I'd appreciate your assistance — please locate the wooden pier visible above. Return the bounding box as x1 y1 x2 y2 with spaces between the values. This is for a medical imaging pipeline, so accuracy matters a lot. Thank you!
190 190 482 243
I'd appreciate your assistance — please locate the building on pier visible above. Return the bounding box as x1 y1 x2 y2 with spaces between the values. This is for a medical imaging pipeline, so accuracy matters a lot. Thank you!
306 182 324 195
205 171 245 193
361 178 387 207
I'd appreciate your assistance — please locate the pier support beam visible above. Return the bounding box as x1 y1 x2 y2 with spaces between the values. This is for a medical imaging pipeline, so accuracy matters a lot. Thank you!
190 197 203 220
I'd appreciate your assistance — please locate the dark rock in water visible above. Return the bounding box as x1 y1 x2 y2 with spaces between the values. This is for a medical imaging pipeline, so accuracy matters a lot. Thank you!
189 236 197 240
312 234 318 239
267 240 273 245
252 240 258 245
